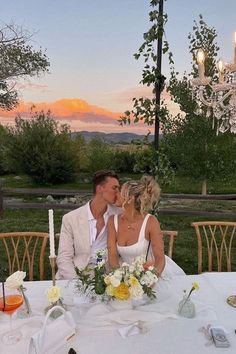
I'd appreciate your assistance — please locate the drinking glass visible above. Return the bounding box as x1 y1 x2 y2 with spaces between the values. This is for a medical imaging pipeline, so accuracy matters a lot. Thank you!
0 287 24 345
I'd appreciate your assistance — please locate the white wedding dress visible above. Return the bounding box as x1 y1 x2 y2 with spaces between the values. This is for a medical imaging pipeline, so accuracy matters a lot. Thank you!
114 214 185 278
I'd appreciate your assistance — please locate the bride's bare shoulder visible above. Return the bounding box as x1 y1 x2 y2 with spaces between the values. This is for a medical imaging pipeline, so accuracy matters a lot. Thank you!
147 214 161 229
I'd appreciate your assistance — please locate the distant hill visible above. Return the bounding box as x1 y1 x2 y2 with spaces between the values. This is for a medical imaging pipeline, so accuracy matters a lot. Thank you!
71 131 155 143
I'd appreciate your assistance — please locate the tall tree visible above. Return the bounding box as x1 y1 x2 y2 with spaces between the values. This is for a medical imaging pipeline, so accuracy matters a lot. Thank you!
119 0 172 145
164 16 236 194
0 22 50 110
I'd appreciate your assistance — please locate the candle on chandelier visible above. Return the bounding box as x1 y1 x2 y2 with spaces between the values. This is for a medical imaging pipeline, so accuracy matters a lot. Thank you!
196 49 205 81
48 209 55 257
217 59 225 84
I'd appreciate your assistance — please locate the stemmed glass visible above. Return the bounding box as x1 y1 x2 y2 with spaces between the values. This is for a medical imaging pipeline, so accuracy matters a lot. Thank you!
0 286 24 345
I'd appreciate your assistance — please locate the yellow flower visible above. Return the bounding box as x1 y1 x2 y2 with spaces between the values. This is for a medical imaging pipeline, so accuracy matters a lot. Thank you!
106 284 115 296
113 283 130 300
47 286 61 303
104 275 111 285
192 282 199 290
129 275 139 287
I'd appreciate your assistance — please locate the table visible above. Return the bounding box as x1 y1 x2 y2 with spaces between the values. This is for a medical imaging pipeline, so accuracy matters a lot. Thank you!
0 273 236 354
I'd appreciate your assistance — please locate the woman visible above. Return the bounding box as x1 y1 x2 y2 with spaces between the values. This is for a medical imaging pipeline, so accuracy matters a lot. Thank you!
107 176 185 277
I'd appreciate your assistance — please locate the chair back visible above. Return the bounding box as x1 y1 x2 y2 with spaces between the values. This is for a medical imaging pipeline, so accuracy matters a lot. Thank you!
191 221 236 273
0 232 49 280
162 230 178 259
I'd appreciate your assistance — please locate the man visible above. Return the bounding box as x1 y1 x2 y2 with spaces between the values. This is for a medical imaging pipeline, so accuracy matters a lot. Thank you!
56 170 120 279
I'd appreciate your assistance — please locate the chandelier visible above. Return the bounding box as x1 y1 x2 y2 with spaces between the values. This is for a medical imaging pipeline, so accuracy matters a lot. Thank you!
191 32 236 134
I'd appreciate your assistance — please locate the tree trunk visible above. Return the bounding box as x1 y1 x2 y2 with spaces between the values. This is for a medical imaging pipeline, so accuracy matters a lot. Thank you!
201 180 207 195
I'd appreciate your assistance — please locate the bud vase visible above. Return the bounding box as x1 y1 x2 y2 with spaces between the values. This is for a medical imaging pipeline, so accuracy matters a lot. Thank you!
178 295 195 318
17 288 32 318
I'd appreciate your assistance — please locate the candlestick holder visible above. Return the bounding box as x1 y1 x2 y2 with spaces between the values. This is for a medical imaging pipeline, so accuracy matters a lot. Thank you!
45 256 67 318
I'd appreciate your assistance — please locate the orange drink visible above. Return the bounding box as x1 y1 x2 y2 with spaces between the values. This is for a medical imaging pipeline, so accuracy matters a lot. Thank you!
0 294 23 315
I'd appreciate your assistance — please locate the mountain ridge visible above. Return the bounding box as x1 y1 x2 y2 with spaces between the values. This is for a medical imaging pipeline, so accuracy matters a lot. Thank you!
71 131 155 143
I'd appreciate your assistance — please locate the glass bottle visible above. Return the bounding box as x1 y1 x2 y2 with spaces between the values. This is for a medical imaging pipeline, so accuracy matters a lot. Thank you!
178 294 195 318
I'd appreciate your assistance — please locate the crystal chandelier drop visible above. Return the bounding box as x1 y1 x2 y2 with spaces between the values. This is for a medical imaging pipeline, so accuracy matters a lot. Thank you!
191 32 236 134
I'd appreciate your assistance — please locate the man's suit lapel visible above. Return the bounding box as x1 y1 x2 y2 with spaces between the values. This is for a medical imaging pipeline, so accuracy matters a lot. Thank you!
78 203 90 252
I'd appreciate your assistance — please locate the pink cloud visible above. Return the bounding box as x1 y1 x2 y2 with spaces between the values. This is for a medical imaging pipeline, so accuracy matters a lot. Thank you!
0 98 153 134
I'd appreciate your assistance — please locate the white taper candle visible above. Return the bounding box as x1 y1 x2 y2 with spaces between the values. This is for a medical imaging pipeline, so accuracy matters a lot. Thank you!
48 209 55 257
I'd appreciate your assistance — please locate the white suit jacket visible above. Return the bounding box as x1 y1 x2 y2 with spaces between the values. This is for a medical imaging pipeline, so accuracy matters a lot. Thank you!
56 202 120 279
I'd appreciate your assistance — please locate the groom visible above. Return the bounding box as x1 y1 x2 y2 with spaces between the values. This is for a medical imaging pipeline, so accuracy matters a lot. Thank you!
56 170 120 279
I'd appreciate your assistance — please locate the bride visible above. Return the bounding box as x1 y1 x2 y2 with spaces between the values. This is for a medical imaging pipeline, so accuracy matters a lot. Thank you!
107 176 185 277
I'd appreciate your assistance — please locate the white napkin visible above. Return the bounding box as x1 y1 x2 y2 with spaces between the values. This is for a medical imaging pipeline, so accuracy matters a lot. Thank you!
118 320 148 338
78 303 178 328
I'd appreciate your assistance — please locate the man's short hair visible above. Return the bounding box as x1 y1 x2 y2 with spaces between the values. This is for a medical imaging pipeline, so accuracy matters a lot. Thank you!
92 170 119 194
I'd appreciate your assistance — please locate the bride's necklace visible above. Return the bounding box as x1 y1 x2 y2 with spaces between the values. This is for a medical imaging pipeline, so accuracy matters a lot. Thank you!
121 214 139 230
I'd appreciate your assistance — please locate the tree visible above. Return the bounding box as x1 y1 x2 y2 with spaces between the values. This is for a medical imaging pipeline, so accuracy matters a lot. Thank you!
5 110 77 184
164 16 236 194
0 22 50 110
86 138 114 173
119 0 172 136
118 0 173 183
0 123 9 174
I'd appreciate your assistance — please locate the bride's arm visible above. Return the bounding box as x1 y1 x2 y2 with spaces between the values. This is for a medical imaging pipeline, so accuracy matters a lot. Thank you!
147 215 165 275
107 215 120 268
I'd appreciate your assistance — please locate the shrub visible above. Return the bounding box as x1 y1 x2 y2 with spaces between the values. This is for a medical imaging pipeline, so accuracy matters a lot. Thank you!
6 111 77 184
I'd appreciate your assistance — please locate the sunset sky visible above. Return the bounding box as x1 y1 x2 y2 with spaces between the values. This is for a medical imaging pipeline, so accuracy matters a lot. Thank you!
1 0 236 134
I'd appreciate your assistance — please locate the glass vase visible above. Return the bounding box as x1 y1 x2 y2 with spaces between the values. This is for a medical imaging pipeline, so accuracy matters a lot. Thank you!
94 267 106 295
178 295 195 318
17 289 32 319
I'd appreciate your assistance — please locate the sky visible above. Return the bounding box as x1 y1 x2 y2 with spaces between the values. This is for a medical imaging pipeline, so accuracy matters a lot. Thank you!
0 0 236 134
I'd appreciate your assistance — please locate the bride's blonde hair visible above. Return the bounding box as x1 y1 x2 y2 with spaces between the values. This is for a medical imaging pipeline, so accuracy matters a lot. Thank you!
121 176 160 214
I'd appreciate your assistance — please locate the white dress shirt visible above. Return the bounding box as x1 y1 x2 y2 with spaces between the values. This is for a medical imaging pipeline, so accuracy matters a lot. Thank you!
87 202 109 264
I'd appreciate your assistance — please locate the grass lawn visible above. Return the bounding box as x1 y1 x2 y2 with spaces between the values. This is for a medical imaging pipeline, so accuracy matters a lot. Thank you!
1 208 235 280
1 172 236 194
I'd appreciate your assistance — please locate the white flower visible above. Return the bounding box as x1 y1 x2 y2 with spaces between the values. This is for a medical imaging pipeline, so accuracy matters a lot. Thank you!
113 269 123 279
5 271 26 290
129 283 144 299
129 264 135 273
109 275 121 287
47 286 61 303
140 271 158 287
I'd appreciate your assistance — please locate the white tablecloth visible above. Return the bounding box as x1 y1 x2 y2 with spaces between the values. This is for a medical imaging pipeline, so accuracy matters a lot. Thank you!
0 273 236 354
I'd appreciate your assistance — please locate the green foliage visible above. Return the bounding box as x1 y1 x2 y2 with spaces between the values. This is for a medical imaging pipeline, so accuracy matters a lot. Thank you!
119 0 171 128
73 134 89 172
0 124 10 174
134 145 174 187
85 138 114 173
188 15 219 80
163 115 236 182
0 23 50 110
5 111 77 184
164 15 236 191
110 150 136 173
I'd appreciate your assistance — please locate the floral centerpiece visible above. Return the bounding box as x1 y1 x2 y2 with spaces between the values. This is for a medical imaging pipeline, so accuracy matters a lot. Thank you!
104 255 158 301
76 251 158 303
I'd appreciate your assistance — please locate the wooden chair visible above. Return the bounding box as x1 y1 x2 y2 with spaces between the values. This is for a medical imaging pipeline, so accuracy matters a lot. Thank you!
162 230 178 259
0 232 49 280
191 221 236 273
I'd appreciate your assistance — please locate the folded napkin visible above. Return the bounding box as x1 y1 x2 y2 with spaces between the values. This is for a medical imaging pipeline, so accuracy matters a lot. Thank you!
77 303 178 328
118 320 148 338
